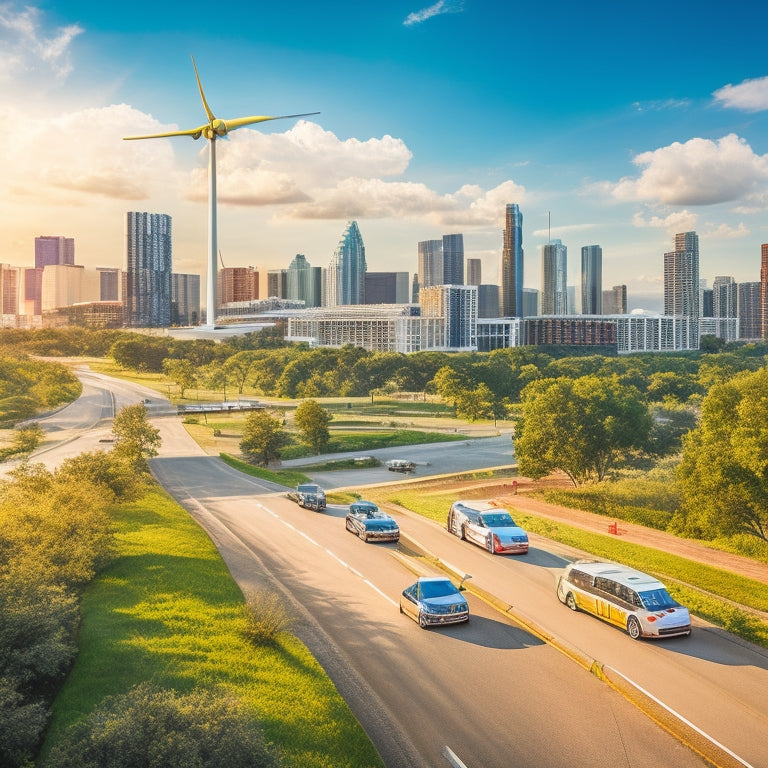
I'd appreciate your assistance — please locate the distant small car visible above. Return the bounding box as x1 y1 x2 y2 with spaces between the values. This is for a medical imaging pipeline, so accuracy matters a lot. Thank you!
287 483 326 511
400 577 469 629
447 500 529 554
345 501 400 543
387 459 415 473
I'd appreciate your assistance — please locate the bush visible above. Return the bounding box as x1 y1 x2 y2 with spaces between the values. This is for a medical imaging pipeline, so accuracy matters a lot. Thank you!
242 590 294 646
44 683 280 768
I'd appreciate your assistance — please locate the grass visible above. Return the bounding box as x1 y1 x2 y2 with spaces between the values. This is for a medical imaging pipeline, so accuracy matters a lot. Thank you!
40 486 383 768
219 453 310 487
378 488 768 649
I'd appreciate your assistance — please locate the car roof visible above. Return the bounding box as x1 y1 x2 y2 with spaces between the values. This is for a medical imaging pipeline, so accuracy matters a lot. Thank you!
416 576 452 584
454 500 508 514
567 561 664 590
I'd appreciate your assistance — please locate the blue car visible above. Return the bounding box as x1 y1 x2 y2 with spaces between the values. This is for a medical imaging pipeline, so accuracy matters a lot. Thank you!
345 501 400 543
399 577 469 629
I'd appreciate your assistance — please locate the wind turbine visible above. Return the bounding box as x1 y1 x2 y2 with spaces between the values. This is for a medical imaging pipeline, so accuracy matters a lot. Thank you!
124 56 318 328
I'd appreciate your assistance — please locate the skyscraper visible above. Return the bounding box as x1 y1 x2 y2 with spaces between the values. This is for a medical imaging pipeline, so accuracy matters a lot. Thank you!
738 282 762 340
417 239 443 289
442 233 464 285
581 245 602 314
35 236 74 269
287 254 318 307
501 203 524 318
97 267 121 302
602 285 627 314
664 231 699 347
712 276 737 318
327 220 366 306
541 239 568 315
761 244 768 339
125 212 172 328
172 273 201 326
466 258 482 286
420 284 477 351
218 266 259 305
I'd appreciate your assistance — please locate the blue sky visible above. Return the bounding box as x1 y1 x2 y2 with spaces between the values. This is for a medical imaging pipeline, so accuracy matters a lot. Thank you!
3 0 768 310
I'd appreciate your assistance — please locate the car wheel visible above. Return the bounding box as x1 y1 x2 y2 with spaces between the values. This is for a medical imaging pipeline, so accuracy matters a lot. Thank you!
627 616 642 640
565 592 578 611
359 529 367 542
418 612 429 629
460 524 467 541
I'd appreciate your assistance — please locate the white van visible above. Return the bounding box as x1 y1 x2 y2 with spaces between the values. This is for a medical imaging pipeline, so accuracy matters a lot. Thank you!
447 500 529 555
556 560 691 640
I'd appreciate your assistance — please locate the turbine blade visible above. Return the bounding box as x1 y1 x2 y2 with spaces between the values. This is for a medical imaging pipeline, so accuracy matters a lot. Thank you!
223 112 320 131
191 55 216 123
123 125 207 140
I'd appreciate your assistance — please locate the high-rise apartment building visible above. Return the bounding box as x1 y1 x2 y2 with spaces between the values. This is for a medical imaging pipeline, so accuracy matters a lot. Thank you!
24 268 43 315
477 284 500 318
522 287 539 317
218 266 259 306
501 203 524 317
738 282 762 340
761 243 768 339
581 245 602 314
1 263 22 320
466 258 482 286
35 236 74 269
602 285 627 314
442 234 464 285
125 212 172 328
327 221 366 306
172 273 201 326
41 264 99 311
541 239 568 315
664 231 699 347
712 276 737 318
267 269 287 299
417 240 443 289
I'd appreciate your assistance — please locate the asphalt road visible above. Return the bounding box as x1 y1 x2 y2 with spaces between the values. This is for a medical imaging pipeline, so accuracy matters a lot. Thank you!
12 370 767 768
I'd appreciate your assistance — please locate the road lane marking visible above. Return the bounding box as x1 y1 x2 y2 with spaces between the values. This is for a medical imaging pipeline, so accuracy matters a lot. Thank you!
607 667 755 768
254 501 399 608
443 745 469 768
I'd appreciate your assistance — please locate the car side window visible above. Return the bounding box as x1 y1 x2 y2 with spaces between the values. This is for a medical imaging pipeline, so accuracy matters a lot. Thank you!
404 585 416 600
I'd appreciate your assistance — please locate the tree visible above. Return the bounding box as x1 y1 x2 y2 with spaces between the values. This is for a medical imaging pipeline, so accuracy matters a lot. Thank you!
222 351 257 395
111 403 161 469
294 400 331 453
455 383 494 422
240 410 286 466
677 367 768 542
515 375 652 485
162 359 197 398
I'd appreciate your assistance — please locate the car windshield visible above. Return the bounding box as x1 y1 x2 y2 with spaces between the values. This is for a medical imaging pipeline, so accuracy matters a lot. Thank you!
638 588 678 610
419 580 459 599
481 513 516 527
298 485 318 493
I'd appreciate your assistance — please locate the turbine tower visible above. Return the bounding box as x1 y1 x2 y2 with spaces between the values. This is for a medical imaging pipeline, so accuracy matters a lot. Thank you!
124 56 318 328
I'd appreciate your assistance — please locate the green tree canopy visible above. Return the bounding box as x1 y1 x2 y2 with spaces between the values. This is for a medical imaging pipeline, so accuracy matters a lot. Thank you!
294 400 332 453
162 358 197 399
111 403 161 470
515 375 652 485
240 410 286 466
677 367 768 542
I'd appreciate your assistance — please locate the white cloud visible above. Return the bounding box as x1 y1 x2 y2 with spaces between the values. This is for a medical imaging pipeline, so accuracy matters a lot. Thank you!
703 222 750 239
404 0 464 26
612 134 768 206
0 4 82 81
713 76 768 112
632 210 698 232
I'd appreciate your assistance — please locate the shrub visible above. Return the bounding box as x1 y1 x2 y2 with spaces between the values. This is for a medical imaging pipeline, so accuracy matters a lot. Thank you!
242 590 294 646
44 683 280 768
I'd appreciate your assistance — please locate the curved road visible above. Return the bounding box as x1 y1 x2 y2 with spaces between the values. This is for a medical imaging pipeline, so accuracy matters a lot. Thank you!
12 370 767 768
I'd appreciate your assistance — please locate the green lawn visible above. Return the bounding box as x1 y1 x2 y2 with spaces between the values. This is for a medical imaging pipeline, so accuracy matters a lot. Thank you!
40 486 383 768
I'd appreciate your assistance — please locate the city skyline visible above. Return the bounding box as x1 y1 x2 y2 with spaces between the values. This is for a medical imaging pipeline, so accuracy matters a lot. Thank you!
3 2 768 311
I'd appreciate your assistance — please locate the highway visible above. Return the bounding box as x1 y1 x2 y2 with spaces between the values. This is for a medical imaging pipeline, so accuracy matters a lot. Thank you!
13 369 768 768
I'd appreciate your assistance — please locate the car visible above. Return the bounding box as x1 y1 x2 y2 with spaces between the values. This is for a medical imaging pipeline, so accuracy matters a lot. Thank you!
399 577 469 629
287 483 326 511
345 500 400 542
557 560 691 640
447 500 529 554
387 459 415 473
